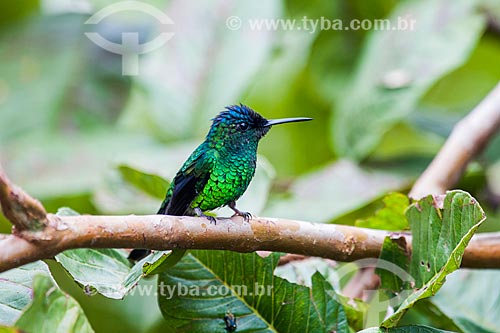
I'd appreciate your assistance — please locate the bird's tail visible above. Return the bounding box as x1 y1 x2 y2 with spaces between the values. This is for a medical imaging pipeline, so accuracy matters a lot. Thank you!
157 197 169 214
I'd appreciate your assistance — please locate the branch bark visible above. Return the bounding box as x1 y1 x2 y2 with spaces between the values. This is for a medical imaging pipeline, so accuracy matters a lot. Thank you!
0 214 390 273
410 82 500 199
0 214 499 273
0 165 47 231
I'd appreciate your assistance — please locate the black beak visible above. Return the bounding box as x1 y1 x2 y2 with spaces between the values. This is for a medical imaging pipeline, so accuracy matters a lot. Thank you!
264 117 313 127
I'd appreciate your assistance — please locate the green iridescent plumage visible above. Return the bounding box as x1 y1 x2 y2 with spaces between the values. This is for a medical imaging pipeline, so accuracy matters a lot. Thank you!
128 104 311 259
157 104 311 221
156 104 311 220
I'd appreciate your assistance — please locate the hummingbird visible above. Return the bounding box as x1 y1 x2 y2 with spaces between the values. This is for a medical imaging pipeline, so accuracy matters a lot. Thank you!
128 104 311 260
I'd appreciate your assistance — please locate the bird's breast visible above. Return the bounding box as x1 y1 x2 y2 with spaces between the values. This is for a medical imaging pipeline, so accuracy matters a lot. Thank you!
193 154 257 211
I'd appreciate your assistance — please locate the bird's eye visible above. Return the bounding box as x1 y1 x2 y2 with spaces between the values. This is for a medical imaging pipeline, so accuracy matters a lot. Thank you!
239 122 249 130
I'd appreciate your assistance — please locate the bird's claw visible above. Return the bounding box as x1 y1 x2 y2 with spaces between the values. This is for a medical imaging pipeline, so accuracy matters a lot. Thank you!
194 207 217 224
206 215 217 224
232 211 252 222
228 202 252 221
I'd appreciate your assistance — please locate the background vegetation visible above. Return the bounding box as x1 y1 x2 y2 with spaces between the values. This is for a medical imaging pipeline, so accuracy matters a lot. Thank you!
1 0 500 332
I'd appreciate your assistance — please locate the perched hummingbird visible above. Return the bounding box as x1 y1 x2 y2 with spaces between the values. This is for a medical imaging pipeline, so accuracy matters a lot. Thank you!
129 104 311 260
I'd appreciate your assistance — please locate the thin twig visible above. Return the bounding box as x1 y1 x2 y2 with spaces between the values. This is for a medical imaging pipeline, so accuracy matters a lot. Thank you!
0 166 47 231
410 82 500 199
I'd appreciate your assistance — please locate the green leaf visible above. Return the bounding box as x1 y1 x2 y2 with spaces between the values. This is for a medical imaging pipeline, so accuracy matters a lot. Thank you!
141 250 186 276
356 193 410 230
274 257 367 331
332 0 485 159
0 326 24 333
310 272 349 332
0 262 51 326
263 160 409 222
15 275 94 333
359 325 456 333
432 269 500 333
55 248 179 299
381 190 485 327
0 1 39 27
117 164 169 199
158 250 349 332
399 299 462 332
376 236 410 296
55 248 132 299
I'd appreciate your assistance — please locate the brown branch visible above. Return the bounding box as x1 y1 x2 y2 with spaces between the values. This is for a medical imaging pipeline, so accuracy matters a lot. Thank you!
409 82 500 199
0 214 499 273
0 214 389 273
0 166 47 231
462 231 500 268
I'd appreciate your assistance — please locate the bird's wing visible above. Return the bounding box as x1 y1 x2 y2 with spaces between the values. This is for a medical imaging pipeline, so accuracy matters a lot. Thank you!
164 148 218 216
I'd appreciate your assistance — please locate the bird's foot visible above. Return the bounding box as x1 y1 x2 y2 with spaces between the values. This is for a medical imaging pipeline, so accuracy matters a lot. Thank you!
194 207 217 224
228 201 252 222
231 211 252 222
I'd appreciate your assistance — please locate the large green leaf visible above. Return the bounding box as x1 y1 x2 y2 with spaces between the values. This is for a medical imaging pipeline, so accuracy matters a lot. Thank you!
15 275 94 333
274 257 368 331
55 248 180 299
117 164 170 199
263 160 409 222
47 258 171 333
432 269 500 333
158 251 348 332
55 248 132 299
381 190 485 327
0 262 51 325
332 0 485 159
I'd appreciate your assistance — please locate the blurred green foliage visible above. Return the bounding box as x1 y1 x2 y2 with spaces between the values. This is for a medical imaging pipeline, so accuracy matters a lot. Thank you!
1 0 500 332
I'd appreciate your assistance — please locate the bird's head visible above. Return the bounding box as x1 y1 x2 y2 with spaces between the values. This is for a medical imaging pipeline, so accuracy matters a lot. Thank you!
206 104 312 150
